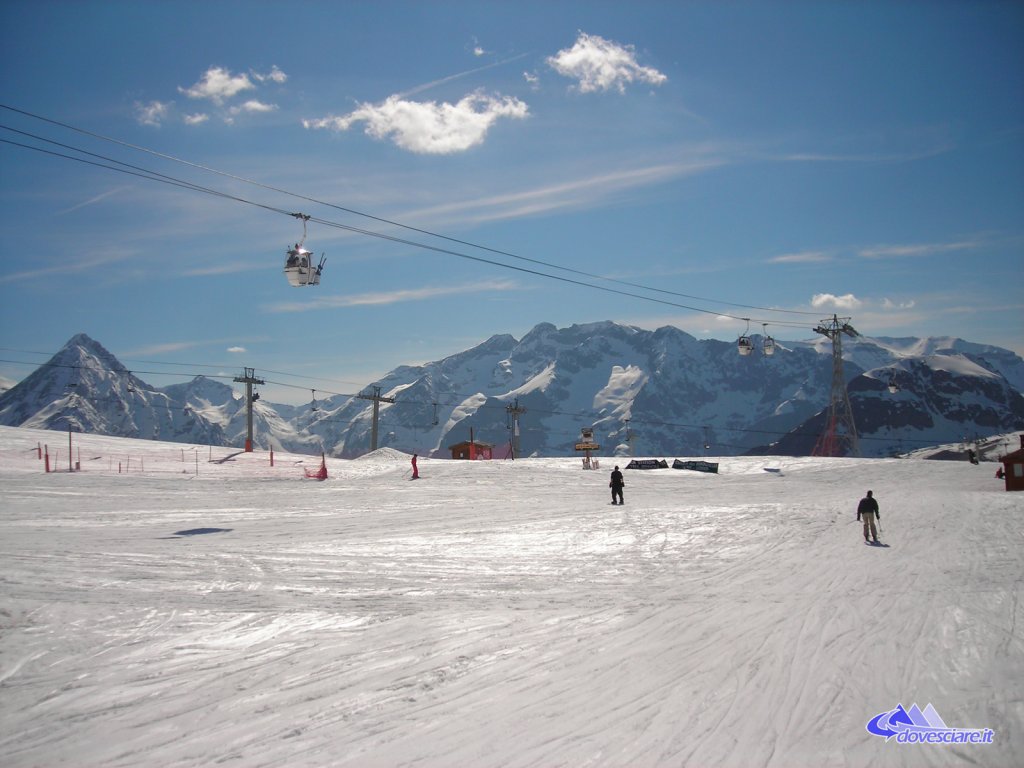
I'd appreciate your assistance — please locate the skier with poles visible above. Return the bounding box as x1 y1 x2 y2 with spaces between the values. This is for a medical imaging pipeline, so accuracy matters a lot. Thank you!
857 490 880 544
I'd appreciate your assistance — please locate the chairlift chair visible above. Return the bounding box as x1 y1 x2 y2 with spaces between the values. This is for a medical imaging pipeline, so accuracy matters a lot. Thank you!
283 213 326 287
737 319 753 356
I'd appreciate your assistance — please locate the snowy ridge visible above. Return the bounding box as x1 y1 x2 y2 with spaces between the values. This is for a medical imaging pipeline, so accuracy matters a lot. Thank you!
1 325 1022 459
0 423 1021 766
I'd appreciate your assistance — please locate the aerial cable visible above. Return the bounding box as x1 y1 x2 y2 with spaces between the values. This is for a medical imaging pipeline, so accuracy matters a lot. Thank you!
11 126 812 326
1 128 813 327
1 104 820 319
3 129 776 323
0 130 293 219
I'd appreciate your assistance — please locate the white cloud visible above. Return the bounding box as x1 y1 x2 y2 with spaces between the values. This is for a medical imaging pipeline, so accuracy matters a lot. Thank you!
811 293 862 310
768 250 831 264
227 346 247 354
178 67 255 105
230 100 278 115
134 100 170 126
882 298 916 310
251 65 287 84
547 32 667 93
183 113 209 126
303 91 529 154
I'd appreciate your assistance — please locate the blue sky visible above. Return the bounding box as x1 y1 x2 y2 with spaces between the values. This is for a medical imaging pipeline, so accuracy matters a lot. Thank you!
1 0 1022 404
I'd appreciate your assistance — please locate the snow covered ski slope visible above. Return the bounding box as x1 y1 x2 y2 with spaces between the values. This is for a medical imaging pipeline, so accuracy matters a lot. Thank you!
1 425 1021 767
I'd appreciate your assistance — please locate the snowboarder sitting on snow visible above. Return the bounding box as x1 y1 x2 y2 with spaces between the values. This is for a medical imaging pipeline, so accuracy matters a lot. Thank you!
610 466 625 505
857 490 879 543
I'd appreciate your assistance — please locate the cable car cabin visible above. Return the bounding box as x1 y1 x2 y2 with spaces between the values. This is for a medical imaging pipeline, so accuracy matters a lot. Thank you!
887 378 900 394
737 336 754 356
763 336 776 356
284 245 325 287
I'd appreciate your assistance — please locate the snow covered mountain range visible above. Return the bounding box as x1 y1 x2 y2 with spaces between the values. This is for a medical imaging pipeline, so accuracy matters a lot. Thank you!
1 325 1022 459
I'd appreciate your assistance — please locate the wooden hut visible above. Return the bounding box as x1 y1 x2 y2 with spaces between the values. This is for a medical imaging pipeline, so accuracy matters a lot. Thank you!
448 440 493 460
998 434 1024 492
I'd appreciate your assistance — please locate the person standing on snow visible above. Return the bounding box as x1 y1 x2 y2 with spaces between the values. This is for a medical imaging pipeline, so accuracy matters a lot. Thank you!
411 453 419 480
609 465 625 505
857 490 880 543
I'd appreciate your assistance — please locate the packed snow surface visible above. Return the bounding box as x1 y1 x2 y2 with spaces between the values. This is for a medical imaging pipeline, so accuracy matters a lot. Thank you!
1 425 1021 767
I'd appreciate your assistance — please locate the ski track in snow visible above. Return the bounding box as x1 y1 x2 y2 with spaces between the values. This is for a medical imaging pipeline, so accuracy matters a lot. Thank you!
0 425 1021 767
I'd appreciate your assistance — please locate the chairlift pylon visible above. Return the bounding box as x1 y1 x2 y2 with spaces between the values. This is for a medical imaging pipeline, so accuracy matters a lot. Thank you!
284 213 326 287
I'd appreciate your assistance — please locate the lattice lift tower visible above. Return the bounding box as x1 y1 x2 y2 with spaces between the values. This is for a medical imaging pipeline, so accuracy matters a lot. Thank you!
812 315 860 457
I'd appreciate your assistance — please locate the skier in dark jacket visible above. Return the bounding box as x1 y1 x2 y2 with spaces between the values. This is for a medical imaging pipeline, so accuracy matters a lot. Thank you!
857 490 880 543
610 466 625 505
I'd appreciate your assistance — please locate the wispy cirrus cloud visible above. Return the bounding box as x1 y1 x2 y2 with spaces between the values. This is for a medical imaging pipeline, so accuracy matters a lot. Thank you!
57 186 131 215
779 145 954 164
401 155 725 226
0 248 136 284
547 32 667 93
182 261 262 277
396 53 530 99
858 240 983 259
127 336 268 356
768 250 832 264
265 279 517 313
303 91 528 154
